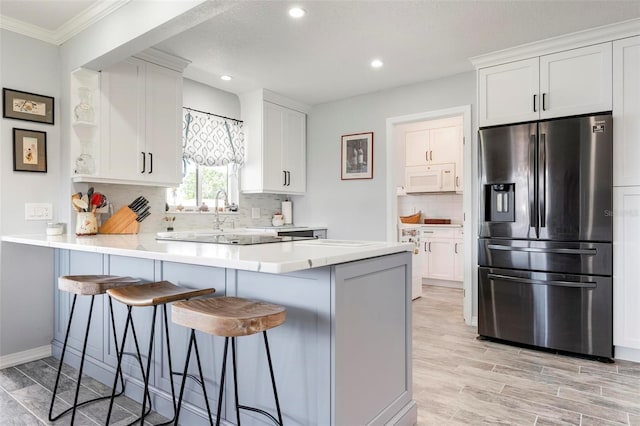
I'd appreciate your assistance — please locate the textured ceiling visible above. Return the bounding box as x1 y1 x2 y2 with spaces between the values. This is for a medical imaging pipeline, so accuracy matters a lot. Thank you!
2 1 640 106
155 1 640 105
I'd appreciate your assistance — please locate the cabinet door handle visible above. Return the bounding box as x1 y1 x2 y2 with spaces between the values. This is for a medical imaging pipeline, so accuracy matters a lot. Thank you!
287 171 291 186
424 242 428 252
542 93 547 111
430 151 433 161
428 242 432 252
141 152 146 174
533 94 537 112
454 243 458 254
456 176 460 187
283 171 287 186
148 152 153 174
425 152 428 162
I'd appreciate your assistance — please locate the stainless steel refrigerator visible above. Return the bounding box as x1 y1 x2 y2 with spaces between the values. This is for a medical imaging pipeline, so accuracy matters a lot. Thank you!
477 113 613 359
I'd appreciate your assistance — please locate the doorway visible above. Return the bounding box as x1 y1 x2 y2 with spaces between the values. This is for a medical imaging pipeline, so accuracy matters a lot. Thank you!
386 105 474 325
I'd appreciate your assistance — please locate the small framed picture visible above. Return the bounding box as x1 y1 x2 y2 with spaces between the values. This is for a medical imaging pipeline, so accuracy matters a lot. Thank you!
3 88 55 125
341 132 373 180
13 128 47 173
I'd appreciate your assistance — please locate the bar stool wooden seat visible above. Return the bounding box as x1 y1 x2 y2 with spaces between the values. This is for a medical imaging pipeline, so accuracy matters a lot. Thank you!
105 281 215 426
172 296 286 426
50 275 140 425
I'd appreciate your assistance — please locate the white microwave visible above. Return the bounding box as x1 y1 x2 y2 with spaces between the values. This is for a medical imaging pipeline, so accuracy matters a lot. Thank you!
405 163 455 193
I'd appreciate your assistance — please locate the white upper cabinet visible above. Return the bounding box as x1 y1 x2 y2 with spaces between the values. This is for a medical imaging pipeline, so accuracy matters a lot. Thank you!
241 90 308 195
478 58 540 127
613 36 640 187
72 50 187 187
478 43 612 127
403 116 462 192
539 43 612 119
100 57 183 186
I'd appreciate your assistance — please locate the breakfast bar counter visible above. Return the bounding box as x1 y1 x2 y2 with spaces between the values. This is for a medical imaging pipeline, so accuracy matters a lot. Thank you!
2 234 417 426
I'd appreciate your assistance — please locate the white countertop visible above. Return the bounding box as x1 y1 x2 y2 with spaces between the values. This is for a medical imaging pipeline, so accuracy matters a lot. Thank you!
1 233 412 274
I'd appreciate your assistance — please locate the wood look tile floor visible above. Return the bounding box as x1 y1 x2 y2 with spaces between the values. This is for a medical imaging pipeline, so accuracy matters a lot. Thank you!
413 286 640 426
1 286 638 425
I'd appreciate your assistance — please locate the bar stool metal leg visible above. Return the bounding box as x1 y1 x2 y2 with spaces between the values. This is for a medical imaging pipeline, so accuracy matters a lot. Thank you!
175 329 213 426
49 295 128 424
231 337 241 425
263 331 283 426
215 337 230 426
106 306 152 425
233 331 283 426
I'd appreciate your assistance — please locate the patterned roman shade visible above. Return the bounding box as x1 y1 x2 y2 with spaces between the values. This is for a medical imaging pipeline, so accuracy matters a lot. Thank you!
182 108 245 166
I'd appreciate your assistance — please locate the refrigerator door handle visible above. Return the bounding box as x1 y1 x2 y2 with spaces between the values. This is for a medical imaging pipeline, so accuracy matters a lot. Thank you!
487 244 597 256
529 134 539 236
487 273 597 289
539 133 546 228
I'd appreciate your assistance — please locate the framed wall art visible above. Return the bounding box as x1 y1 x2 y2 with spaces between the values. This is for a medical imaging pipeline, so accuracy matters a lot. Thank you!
341 132 373 180
13 128 47 173
3 88 54 125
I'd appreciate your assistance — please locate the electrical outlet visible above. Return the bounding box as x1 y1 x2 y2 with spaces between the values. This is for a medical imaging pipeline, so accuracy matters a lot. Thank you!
251 208 260 219
25 203 52 220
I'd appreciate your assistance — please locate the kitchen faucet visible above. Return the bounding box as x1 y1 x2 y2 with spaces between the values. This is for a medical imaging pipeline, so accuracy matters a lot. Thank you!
214 189 229 230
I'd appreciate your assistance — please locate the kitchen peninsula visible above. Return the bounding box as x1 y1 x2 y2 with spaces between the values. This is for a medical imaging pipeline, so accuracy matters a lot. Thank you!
1 233 416 426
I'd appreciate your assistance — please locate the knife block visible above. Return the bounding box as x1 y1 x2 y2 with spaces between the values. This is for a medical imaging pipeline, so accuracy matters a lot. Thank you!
99 206 140 234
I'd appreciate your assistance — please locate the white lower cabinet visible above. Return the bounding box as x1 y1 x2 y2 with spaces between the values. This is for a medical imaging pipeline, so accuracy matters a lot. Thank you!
420 227 463 282
613 187 640 351
453 233 464 282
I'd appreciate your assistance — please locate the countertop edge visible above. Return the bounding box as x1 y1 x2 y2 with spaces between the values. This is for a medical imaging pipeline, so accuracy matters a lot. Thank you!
2 234 413 274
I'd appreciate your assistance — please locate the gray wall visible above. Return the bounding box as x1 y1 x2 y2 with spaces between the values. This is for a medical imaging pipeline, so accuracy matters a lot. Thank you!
0 30 60 357
294 71 476 241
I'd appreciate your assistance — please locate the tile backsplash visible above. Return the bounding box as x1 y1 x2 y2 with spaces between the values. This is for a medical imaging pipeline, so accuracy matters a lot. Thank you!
90 184 284 233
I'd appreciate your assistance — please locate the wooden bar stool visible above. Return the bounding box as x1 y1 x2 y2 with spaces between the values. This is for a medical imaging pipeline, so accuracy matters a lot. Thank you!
172 296 286 426
50 275 140 425
105 281 215 425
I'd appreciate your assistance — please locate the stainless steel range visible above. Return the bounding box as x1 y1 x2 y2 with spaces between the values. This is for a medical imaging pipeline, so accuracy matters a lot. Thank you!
478 113 613 360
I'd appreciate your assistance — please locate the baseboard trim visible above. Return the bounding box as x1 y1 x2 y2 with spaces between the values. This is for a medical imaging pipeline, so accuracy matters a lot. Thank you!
614 346 640 363
0 345 51 369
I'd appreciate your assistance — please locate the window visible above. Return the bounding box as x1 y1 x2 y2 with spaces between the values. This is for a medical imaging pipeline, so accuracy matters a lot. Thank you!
167 108 244 211
167 163 239 210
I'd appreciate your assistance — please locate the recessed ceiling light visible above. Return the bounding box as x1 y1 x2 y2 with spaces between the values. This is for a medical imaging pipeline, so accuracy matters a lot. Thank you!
289 7 305 18
371 59 384 68
220 75 232 81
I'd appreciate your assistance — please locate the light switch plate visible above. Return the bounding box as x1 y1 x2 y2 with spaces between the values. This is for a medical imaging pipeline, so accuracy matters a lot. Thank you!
25 203 52 220
251 208 260 219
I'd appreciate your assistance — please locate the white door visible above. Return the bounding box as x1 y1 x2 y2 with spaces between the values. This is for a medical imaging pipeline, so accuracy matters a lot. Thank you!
453 238 464 281
478 57 539 127
145 62 183 185
540 43 612 119
282 107 306 193
262 101 285 192
426 238 454 280
613 36 640 187
429 126 459 165
100 58 144 180
405 130 430 166
613 187 640 350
